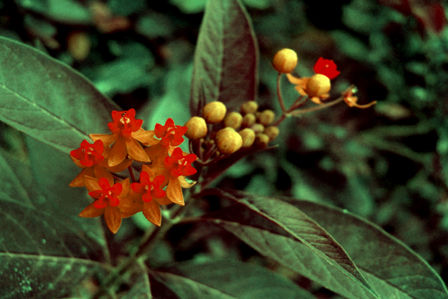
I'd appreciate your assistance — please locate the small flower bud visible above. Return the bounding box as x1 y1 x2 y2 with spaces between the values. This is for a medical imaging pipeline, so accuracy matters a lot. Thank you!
264 126 279 141
239 128 255 148
258 109 275 126
307 74 331 98
241 101 258 114
203 101 227 124
251 123 264 133
68 31 91 61
272 48 298 73
185 116 207 140
224 111 243 129
256 133 270 147
215 127 243 155
242 113 256 127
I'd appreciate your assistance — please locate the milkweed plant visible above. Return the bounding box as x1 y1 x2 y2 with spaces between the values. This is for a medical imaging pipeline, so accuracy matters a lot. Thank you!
1 0 447 298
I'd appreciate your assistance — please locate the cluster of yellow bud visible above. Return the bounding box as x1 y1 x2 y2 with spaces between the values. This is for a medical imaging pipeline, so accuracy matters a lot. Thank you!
184 100 280 157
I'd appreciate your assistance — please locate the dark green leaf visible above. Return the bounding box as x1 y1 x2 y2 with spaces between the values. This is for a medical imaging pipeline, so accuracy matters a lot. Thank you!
120 261 152 299
190 0 258 115
0 37 119 154
0 141 111 297
197 189 376 298
150 259 314 299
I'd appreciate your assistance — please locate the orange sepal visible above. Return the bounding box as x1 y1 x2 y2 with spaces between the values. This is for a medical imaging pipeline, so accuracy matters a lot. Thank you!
93 166 114 185
69 168 93 187
156 196 172 205
143 200 162 226
120 191 142 218
126 138 150 163
105 206 122 234
179 176 196 189
79 202 104 218
167 177 184 206
106 158 133 173
132 129 159 146
108 136 127 167
90 133 116 147
84 176 101 192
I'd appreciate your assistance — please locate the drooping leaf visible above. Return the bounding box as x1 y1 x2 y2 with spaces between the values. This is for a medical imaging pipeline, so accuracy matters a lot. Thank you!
190 0 258 115
195 189 376 298
0 141 111 297
150 259 314 299
292 199 448 299
0 37 119 154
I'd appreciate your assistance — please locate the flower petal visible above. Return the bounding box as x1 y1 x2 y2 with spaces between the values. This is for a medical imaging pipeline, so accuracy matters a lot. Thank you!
90 134 117 147
119 192 142 217
166 177 184 206
143 200 161 226
93 166 114 186
84 176 101 192
108 136 127 167
155 196 171 205
105 206 122 234
179 176 196 189
132 129 159 146
79 202 104 218
126 138 150 163
69 168 93 187
107 158 132 173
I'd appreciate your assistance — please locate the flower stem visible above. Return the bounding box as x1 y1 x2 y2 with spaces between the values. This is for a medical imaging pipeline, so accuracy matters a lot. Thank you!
276 72 287 113
289 97 344 116
128 166 136 182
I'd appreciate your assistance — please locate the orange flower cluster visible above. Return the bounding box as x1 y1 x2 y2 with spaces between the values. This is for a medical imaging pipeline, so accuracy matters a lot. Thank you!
69 109 197 233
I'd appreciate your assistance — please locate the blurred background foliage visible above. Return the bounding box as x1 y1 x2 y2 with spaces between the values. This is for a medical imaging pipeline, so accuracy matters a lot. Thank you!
1 0 447 295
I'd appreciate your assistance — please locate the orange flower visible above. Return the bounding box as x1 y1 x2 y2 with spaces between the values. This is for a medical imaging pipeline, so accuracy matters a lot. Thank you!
343 86 376 109
90 109 158 167
79 176 130 234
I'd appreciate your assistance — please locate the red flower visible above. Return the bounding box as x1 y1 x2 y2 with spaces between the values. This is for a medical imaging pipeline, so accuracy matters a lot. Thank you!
313 57 340 80
88 177 123 208
108 108 143 138
70 140 104 167
164 147 197 178
155 118 187 147
131 171 166 203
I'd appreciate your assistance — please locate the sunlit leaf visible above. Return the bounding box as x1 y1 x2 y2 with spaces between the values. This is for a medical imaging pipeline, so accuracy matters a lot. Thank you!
0 142 111 297
190 0 258 115
0 37 119 154
150 259 314 298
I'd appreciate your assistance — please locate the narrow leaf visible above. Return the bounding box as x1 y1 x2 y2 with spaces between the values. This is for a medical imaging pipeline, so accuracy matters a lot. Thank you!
150 259 314 299
190 0 258 115
0 37 119 154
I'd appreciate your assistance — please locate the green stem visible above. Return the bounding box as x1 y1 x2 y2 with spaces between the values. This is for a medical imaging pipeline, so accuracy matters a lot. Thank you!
289 97 344 116
276 72 287 113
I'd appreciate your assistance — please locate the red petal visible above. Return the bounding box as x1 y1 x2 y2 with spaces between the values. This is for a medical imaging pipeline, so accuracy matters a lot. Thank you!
131 182 144 193
98 178 111 190
94 199 107 209
142 192 153 203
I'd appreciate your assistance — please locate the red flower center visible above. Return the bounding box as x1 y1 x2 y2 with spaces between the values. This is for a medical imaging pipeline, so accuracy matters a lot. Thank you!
108 109 143 137
71 140 104 167
154 118 187 147
131 172 166 202
313 57 340 80
89 178 122 208
164 147 197 178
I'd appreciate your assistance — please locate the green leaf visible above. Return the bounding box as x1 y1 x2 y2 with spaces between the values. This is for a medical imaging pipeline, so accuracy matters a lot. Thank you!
0 37 119 154
190 0 258 115
0 141 111 297
198 189 376 298
293 199 448 299
120 261 152 298
150 259 314 298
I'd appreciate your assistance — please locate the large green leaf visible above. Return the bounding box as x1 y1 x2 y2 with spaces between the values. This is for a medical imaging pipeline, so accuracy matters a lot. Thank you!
292 199 448 299
190 0 258 115
0 37 119 154
196 189 376 298
196 190 448 298
0 139 111 297
150 259 314 298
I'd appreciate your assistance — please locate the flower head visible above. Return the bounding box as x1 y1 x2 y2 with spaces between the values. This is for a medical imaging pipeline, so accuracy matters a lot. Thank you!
155 118 187 147
108 108 143 138
88 177 123 208
164 147 197 178
70 140 104 167
343 86 377 109
131 171 166 203
313 57 340 80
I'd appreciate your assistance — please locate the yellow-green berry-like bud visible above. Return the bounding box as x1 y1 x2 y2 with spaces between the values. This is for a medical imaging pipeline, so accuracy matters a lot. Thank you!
256 133 270 147
224 111 243 129
264 126 279 141
272 48 298 73
258 109 275 126
251 123 265 133
241 101 258 114
215 127 243 154
203 101 227 124
239 128 255 148
242 113 256 127
185 116 207 140
307 74 331 98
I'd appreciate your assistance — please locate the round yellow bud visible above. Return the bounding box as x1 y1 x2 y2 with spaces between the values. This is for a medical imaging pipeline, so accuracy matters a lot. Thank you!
256 133 270 146
264 126 279 141
224 111 243 129
203 101 227 124
272 48 298 73
307 74 331 98
251 123 265 133
258 109 275 126
242 113 256 127
239 128 255 148
241 101 258 114
215 127 243 155
185 116 207 140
